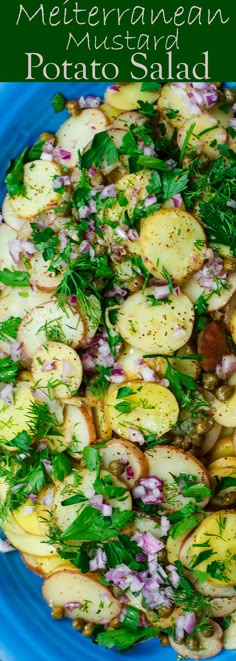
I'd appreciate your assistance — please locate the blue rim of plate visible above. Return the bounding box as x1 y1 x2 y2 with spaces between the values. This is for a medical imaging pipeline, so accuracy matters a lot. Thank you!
0 81 236 661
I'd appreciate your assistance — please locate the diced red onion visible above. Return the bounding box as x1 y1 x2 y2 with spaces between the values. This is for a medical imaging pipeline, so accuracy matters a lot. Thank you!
41 152 53 162
124 465 135 480
133 475 164 505
160 515 170 537
172 193 183 208
127 228 139 241
9 341 24 362
116 227 128 240
100 184 117 200
41 488 54 508
216 354 236 379
107 85 119 93
196 254 227 289
144 194 157 207
104 285 127 298
53 175 71 189
227 199 236 209
81 352 96 372
138 532 164 555
172 325 187 341
8 239 35 264
80 240 95 258
28 493 38 504
138 365 157 382
42 360 56 372
89 547 107 571
79 95 101 109
42 459 53 473
128 427 145 445
23 505 34 516
0 383 13 405
88 167 96 176
103 504 112 517
0 539 15 553
143 145 156 157
184 612 196 634
230 118 236 130
136 553 147 562
167 564 181 588
64 602 82 611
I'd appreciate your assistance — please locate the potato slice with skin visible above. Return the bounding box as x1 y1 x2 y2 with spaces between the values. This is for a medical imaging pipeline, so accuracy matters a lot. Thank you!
18 300 84 361
180 535 236 597
29 252 63 292
170 620 223 659
223 610 236 649
182 272 236 311
166 514 204 564
56 109 108 167
0 286 52 321
63 403 96 459
10 161 63 219
32 342 82 399
181 510 236 586
80 295 102 346
229 308 236 345
116 287 194 355
212 387 236 427
113 111 148 130
4 517 56 556
13 499 42 536
0 223 17 271
105 381 179 440
170 344 201 380
177 114 227 159
105 83 160 111
145 445 210 512
208 436 235 462
2 194 25 230
92 402 113 441
43 568 120 623
101 438 149 488
0 382 35 447
21 552 73 577
140 209 206 284
53 469 132 533
210 103 233 129
157 83 201 128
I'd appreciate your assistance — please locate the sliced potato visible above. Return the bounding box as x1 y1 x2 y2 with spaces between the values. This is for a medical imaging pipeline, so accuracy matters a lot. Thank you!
223 610 236 649
104 381 179 439
113 111 148 130
53 468 131 533
56 109 108 167
0 286 51 320
4 515 56 557
13 499 42 536
0 382 34 447
31 342 83 399
140 208 206 284
182 272 236 311
177 114 227 159
145 445 210 512
92 402 113 441
212 388 236 427
170 620 223 659
210 103 233 129
21 552 73 577
118 343 153 381
101 438 149 488
2 194 26 230
80 295 102 346
208 436 235 462
0 223 17 271
43 568 120 623
105 83 160 111
10 161 62 219
229 308 236 345
18 300 84 361
180 510 236 586
166 514 204 564
157 83 201 128
29 252 63 292
64 403 96 458
99 102 121 123
116 287 194 354
169 344 201 380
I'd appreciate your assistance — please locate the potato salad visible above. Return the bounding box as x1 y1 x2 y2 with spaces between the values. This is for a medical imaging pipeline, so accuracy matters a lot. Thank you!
1 81 236 657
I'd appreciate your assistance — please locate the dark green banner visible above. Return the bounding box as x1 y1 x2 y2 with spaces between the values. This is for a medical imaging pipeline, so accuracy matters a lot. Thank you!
1 0 235 81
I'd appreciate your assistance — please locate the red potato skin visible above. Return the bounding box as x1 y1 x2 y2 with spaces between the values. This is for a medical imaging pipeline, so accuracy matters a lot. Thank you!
197 322 229 372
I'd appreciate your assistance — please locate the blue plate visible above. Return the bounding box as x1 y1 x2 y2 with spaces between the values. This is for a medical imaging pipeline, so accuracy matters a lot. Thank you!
0 82 236 661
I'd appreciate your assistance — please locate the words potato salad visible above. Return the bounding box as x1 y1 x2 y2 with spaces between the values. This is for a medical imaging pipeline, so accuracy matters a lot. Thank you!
0 81 236 656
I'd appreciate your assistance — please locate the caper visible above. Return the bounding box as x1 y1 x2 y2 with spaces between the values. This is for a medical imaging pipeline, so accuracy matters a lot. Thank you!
39 131 56 142
109 617 120 629
223 88 236 104
202 626 214 638
146 610 159 627
223 257 236 272
186 637 199 651
66 99 81 116
51 606 64 620
222 492 236 506
127 275 145 292
72 618 84 631
113 587 123 597
157 549 167 564
215 384 234 401
195 418 213 435
82 622 95 637
202 373 219 391
109 460 124 477
158 605 173 618
159 633 170 646
191 433 203 447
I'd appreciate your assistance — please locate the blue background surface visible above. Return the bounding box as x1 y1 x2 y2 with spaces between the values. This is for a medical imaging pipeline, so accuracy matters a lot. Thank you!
0 81 236 661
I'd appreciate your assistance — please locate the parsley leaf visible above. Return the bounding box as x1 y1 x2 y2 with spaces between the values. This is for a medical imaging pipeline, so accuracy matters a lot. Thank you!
94 475 127 500
137 100 156 117
162 168 188 199
215 475 236 493
0 357 20 383
116 386 134 399
28 139 46 160
31 224 59 261
0 269 30 288
60 505 134 542
191 549 215 569
141 83 161 92
5 148 27 197
52 454 72 481
82 132 118 169
7 430 31 450
0 317 21 342
51 92 66 113
95 626 157 651
82 447 101 473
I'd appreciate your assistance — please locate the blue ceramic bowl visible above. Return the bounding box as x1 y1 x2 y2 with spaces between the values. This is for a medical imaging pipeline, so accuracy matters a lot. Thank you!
0 82 236 661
